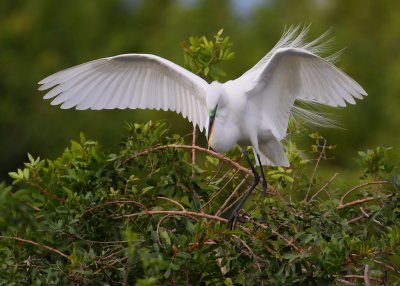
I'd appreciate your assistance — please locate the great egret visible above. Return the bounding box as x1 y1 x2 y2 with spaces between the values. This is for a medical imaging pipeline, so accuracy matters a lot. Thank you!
38 26 367 227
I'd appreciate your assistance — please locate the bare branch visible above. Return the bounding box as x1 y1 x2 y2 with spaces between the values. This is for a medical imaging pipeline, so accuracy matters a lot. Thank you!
124 144 253 177
336 279 357 286
82 200 147 217
339 181 389 205
308 173 339 203
342 274 381 284
156 215 173 246
364 264 371 286
215 176 249 216
372 259 400 275
93 256 128 275
241 214 299 251
201 170 239 212
206 161 225 185
231 234 262 272
158 197 186 211
191 127 198 178
115 210 227 223
305 138 327 202
347 214 367 224
0 236 70 261
337 197 378 210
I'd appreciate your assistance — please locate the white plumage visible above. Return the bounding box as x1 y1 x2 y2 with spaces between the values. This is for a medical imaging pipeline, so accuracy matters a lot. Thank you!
39 26 367 167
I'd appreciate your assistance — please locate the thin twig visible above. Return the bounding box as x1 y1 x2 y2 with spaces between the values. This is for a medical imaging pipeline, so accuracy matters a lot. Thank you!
156 215 173 246
231 234 262 272
217 177 251 216
372 259 400 275
342 274 381 284
359 207 370 217
206 161 225 185
201 170 239 212
97 248 125 263
115 210 227 223
158 197 186 211
308 173 339 203
191 127 197 178
339 181 389 205
347 214 367 224
364 264 371 286
115 209 252 234
0 236 70 260
93 256 128 275
241 214 299 251
124 144 253 177
337 197 379 210
336 279 357 286
81 200 146 217
215 176 249 216
305 138 326 201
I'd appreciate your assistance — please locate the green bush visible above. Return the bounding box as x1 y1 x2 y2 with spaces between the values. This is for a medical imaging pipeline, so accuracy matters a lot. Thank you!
1 30 399 285
1 120 399 285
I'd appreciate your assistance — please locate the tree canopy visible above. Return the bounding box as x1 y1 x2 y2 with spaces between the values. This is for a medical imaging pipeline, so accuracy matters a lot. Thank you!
1 0 400 180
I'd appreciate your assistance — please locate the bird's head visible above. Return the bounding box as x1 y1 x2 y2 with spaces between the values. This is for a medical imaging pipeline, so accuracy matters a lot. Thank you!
206 81 224 149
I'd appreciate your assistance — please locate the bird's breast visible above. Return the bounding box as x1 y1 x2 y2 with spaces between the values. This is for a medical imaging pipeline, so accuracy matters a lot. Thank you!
209 115 242 153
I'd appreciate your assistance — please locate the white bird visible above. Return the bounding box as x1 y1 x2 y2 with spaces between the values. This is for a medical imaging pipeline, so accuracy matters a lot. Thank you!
38 26 367 227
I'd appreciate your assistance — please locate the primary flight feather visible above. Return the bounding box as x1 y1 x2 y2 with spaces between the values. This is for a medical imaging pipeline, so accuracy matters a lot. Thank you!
39 26 367 168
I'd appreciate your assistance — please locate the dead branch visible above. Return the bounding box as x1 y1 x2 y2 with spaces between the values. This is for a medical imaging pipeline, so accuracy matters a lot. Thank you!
241 214 299 251
347 214 367 224
215 176 249 216
337 197 378 210
336 278 357 286
342 274 381 284
115 209 227 223
158 196 186 211
372 259 400 275
339 181 389 205
201 169 239 212
0 235 70 260
191 127 197 178
364 264 371 286
305 138 327 202
93 256 128 275
231 234 262 272
115 209 299 250
308 173 339 203
124 144 253 177
156 215 174 246
81 200 147 217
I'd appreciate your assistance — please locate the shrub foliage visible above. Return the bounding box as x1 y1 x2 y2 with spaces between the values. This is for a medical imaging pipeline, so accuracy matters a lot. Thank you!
1 121 400 285
1 31 399 285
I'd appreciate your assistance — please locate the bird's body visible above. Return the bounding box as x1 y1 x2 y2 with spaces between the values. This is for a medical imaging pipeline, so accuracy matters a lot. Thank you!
39 27 366 167
38 26 367 227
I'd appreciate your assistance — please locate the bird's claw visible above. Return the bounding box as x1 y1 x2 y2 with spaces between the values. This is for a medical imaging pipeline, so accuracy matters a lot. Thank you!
227 212 238 230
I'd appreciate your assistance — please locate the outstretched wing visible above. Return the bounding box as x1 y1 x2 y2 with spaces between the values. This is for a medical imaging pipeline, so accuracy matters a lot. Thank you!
39 54 209 131
238 47 367 140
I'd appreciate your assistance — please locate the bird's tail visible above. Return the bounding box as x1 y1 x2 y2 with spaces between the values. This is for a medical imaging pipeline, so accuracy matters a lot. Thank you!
290 100 343 130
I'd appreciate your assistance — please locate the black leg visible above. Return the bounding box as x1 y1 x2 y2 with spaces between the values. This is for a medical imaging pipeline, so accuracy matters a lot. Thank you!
256 154 268 197
256 154 268 223
227 150 260 229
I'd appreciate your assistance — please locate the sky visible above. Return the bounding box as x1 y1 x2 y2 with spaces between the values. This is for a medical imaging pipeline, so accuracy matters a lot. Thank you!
178 0 266 16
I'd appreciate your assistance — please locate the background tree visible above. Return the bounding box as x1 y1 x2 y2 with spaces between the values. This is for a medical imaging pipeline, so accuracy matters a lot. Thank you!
1 29 400 285
1 0 400 181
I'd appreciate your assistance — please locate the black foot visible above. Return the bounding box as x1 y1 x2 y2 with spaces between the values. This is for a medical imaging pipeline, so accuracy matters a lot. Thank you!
227 211 239 230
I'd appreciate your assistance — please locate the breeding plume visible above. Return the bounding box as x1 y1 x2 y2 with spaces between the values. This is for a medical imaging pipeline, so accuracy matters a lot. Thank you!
39 26 367 226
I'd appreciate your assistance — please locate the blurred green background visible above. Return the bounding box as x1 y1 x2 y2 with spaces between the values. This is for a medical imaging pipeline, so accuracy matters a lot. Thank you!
1 0 399 181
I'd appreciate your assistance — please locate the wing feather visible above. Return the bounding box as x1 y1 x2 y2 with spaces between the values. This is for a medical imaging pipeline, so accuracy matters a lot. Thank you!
241 47 366 139
39 54 209 131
